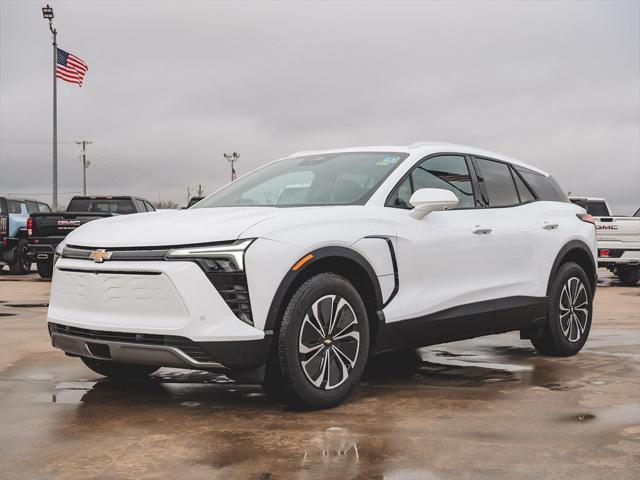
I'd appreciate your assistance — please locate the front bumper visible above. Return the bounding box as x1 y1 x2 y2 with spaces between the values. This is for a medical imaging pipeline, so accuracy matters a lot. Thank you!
49 323 271 372
48 257 271 373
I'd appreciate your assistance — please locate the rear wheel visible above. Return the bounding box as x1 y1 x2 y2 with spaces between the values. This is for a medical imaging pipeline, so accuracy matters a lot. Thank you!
36 259 53 279
617 266 640 286
81 357 158 381
9 239 31 274
264 273 370 409
531 262 593 356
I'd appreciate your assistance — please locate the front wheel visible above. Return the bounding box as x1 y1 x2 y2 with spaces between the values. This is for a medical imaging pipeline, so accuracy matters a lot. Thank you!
37 259 53 279
617 266 640 286
9 239 31 274
266 273 370 409
81 357 158 381
531 262 593 356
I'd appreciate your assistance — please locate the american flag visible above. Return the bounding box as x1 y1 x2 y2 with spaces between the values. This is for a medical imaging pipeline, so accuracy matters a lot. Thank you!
56 48 88 86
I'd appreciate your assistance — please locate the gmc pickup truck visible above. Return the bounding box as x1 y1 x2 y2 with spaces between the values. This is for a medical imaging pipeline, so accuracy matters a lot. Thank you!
570 197 640 285
1 197 52 274
28 196 155 278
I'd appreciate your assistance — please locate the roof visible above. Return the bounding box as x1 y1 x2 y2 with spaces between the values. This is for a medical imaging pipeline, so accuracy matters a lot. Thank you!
288 142 549 176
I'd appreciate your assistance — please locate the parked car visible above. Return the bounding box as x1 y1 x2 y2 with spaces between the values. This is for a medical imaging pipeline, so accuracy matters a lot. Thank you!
186 196 204 208
569 197 640 285
47 143 597 408
0 197 51 274
28 195 155 278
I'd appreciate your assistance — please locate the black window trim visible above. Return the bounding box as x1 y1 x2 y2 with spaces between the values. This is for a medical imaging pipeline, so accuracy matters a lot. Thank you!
471 155 543 209
384 152 482 211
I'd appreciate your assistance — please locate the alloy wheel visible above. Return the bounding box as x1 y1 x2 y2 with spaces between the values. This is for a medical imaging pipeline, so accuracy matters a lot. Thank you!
298 294 360 390
559 277 589 343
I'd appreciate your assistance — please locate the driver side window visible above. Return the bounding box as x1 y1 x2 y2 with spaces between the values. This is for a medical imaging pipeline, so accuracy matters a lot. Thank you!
387 155 475 209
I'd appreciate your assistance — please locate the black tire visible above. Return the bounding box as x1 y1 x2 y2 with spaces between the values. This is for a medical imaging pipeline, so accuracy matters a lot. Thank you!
265 273 370 409
81 357 158 381
36 259 53 279
617 267 640 286
9 239 31 274
531 262 593 356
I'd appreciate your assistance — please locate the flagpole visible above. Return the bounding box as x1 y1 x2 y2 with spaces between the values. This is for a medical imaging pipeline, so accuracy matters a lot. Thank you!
42 5 57 210
52 26 58 210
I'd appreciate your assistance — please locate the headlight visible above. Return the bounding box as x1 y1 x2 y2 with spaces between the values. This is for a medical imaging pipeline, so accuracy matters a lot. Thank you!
53 241 66 267
166 239 253 272
167 239 255 325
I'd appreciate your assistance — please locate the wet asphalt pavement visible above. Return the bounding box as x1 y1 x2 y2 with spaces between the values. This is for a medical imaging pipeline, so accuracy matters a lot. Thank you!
0 270 638 479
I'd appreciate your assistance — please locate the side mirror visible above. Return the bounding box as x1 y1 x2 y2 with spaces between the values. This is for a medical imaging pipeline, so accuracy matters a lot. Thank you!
409 188 459 219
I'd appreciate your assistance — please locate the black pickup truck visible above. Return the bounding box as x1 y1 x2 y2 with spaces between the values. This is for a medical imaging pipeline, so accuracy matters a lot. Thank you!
28 196 155 278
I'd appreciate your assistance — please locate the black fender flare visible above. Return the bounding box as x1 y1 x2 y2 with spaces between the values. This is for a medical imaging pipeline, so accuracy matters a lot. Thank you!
546 239 597 295
264 245 385 332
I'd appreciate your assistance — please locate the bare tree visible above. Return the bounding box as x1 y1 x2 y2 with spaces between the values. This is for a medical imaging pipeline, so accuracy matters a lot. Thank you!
152 200 179 210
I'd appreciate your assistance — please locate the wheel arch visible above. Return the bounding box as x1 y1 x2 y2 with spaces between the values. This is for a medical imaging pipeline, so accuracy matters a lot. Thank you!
547 240 597 295
265 246 384 350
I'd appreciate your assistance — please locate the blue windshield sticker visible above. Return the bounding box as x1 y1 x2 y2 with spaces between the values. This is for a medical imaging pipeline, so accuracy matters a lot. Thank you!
377 156 401 166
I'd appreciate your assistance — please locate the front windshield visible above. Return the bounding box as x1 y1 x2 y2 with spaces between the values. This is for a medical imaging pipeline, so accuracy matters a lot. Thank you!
195 152 408 208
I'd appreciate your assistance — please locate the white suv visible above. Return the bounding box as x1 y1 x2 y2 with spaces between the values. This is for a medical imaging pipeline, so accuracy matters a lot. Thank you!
48 143 597 408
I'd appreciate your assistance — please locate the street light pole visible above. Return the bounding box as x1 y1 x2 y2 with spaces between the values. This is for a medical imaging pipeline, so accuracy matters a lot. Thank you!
223 152 240 182
75 140 92 195
42 5 58 209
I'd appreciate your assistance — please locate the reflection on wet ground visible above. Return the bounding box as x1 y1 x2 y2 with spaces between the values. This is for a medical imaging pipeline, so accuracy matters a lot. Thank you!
1 272 639 479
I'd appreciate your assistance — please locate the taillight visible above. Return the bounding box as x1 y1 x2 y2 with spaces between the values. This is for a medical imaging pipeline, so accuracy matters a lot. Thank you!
599 249 610 258
576 213 595 225
27 217 33 237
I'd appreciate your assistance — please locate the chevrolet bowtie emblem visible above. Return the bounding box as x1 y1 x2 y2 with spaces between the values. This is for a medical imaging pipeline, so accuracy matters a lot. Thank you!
89 249 112 263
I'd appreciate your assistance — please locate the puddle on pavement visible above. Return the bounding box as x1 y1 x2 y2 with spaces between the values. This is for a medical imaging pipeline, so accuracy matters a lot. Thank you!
48 381 97 404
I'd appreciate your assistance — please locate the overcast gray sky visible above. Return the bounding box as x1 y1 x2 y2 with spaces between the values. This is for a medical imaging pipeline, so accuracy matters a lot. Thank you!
1 0 639 212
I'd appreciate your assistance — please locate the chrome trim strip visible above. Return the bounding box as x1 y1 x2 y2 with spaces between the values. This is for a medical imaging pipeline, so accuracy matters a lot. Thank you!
51 332 227 370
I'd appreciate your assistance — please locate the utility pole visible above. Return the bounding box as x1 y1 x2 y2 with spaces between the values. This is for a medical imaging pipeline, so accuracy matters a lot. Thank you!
197 184 203 196
75 140 92 195
223 152 240 182
42 5 57 209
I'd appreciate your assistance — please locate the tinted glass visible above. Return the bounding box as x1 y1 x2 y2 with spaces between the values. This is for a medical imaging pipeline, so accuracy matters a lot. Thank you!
512 169 535 203
135 199 147 212
570 200 609 216
67 198 135 214
475 158 519 207
517 170 568 203
8 200 22 214
411 155 474 208
37 203 51 212
196 152 408 208
387 177 413 209
634 208 639 218
144 201 155 212
26 201 39 214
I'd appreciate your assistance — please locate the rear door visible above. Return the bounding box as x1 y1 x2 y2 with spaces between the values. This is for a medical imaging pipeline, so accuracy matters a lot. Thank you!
472 157 550 328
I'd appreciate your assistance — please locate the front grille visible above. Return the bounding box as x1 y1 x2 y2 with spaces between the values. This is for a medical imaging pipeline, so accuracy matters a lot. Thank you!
205 272 253 325
49 323 214 363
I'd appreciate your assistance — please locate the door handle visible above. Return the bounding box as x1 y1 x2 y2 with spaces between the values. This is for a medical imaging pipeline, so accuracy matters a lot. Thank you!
542 221 559 230
472 225 492 235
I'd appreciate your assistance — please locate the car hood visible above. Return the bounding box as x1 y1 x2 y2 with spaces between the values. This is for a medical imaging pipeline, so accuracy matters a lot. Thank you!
64 207 297 248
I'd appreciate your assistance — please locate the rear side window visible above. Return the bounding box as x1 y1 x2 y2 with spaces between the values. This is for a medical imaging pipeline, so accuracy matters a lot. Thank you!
512 170 535 203
135 199 147 212
475 158 519 207
26 201 39 214
8 200 23 214
517 169 568 203
144 201 155 212
37 203 51 212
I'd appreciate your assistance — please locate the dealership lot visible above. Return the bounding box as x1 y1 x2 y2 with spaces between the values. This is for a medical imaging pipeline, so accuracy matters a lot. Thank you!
0 271 638 480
